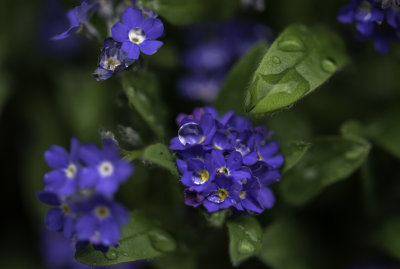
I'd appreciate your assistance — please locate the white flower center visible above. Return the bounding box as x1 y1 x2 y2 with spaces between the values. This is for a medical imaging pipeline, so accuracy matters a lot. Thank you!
94 206 111 219
104 56 121 71
129 27 146 44
98 161 114 177
65 163 77 179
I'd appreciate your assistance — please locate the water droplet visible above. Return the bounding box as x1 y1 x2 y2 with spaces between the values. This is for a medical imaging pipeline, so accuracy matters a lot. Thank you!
272 56 281 64
121 251 129 257
345 147 365 159
235 142 250 156
303 168 318 181
192 169 209 185
238 240 255 254
148 229 176 252
277 35 305 52
178 122 205 145
104 250 118 260
321 58 337 73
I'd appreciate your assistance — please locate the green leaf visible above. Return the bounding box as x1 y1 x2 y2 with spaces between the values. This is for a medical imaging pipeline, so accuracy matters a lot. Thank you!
258 218 324 269
215 42 268 114
142 143 179 177
138 0 240 26
279 136 370 206
377 217 400 261
281 140 311 174
75 211 176 266
202 209 231 228
341 107 400 159
122 72 166 140
226 216 263 265
245 24 349 115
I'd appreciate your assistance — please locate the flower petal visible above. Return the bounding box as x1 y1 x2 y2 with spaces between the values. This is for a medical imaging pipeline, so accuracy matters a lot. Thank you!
142 18 164 39
111 22 130 42
121 7 143 28
99 220 121 246
139 40 163 55
45 208 64 231
122 42 140 59
45 145 69 169
76 215 97 240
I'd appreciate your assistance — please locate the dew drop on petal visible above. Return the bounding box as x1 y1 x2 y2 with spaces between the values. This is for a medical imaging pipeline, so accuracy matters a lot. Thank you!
178 122 205 145
192 169 209 184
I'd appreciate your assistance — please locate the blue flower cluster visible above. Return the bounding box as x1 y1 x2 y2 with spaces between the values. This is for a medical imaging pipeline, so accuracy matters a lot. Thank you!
178 20 273 102
170 107 284 213
338 0 400 54
37 138 134 252
41 230 144 269
53 1 163 81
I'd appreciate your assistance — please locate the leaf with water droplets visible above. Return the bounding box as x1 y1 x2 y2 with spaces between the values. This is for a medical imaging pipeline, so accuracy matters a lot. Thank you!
142 143 179 177
75 211 176 266
122 72 166 140
341 107 400 159
281 140 311 174
215 42 268 114
246 24 349 114
226 216 263 265
279 136 370 206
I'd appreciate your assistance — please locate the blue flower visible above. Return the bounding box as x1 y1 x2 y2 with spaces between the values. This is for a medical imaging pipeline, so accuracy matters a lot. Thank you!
75 196 130 250
92 38 135 81
235 177 275 214
171 107 283 213
178 74 224 103
79 139 134 197
37 191 75 239
178 20 273 102
111 7 164 60
202 174 242 212
338 0 400 54
44 138 80 196
52 1 98 40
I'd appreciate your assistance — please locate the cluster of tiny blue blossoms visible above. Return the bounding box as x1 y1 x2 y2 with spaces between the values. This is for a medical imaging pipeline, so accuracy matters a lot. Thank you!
52 0 164 81
178 20 273 102
338 0 400 54
170 107 284 213
37 138 134 252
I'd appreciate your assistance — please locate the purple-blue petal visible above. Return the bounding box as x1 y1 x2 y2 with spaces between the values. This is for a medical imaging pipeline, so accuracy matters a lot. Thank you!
37 191 60 206
45 145 69 169
76 215 97 240
111 22 130 43
99 220 121 246
79 143 102 165
45 208 64 231
122 42 140 59
78 167 99 188
114 160 134 182
142 18 164 39
139 40 163 55
121 7 143 28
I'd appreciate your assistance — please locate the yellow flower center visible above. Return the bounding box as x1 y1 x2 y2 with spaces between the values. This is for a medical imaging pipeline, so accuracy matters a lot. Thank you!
218 189 228 201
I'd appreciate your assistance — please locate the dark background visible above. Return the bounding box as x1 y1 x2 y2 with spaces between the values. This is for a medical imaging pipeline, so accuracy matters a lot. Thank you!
1 0 400 268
